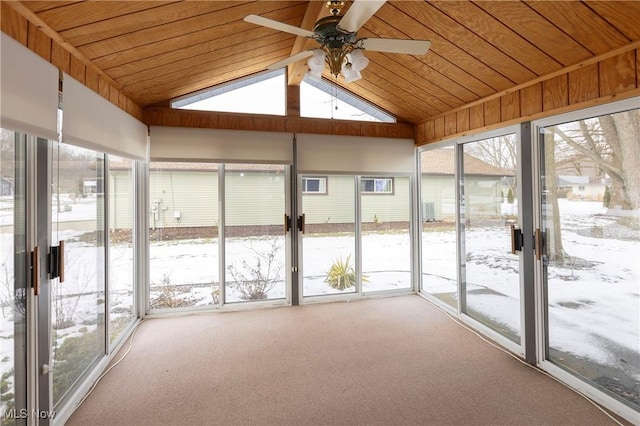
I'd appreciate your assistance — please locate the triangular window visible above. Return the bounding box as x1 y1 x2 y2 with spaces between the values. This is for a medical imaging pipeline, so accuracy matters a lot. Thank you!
171 68 394 123
172 69 285 115
301 76 395 123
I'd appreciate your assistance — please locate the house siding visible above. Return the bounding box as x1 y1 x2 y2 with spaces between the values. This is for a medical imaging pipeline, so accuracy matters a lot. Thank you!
421 175 456 221
149 170 219 229
109 172 134 229
225 170 285 227
303 175 356 225
113 171 412 229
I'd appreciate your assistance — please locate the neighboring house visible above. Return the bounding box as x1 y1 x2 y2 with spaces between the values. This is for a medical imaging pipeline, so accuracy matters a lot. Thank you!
557 175 608 201
109 154 511 230
110 162 411 230
421 149 514 221
0 177 13 196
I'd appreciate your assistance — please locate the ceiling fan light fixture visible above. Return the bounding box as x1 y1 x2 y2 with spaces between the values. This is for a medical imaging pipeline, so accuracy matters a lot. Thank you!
342 63 362 83
308 49 326 72
307 69 323 82
349 49 369 71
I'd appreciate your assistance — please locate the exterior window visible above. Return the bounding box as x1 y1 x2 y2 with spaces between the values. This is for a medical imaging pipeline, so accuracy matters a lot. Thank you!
362 177 393 194
303 177 327 194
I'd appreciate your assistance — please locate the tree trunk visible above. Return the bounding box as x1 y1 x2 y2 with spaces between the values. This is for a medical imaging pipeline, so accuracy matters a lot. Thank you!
612 111 640 209
543 129 566 263
597 112 640 209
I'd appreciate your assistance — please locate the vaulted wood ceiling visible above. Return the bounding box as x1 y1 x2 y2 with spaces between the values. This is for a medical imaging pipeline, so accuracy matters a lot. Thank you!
9 0 640 125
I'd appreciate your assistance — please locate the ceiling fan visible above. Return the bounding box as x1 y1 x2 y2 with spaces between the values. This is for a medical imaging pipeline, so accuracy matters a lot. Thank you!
244 0 431 83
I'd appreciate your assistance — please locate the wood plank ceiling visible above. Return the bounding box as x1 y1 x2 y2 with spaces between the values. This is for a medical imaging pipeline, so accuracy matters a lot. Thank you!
9 0 640 125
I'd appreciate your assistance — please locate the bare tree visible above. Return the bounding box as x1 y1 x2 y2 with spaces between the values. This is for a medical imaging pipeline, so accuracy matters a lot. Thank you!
542 109 639 264
466 134 517 170
554 111 640 209
465 134 517 197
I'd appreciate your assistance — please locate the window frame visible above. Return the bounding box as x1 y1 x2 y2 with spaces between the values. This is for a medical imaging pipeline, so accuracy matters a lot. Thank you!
361 177 394 195
302 176 328 195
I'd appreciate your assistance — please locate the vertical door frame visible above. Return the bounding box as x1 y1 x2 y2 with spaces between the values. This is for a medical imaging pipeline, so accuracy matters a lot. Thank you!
36 137 53 422
291 136 300 305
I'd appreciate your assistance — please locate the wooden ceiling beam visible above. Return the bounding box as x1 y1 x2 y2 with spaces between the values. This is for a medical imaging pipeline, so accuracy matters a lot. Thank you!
287 0 328 86
144 106 415 139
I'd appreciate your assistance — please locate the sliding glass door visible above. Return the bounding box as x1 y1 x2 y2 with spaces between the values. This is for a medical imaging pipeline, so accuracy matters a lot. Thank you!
0 129 28 419
148 162 220 310
148 162 289 309
300 174 413 299
537 105 640 413
460 134 521 344
49 143 106 408
419 130 522 348
107 157 136 345
301 175 357 296
224 164 287 303
361 176 412 292
419 147 458 309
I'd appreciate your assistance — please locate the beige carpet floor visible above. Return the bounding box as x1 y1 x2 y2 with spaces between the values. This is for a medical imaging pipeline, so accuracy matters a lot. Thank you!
67 295 624 425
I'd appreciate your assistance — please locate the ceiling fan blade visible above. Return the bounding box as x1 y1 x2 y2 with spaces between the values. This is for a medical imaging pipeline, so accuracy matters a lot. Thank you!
266 51 315 71
244 14 315 38
338 0 386 33
360 38 431 55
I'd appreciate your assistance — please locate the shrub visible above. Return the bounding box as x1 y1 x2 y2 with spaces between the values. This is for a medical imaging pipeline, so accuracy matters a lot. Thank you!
507 187 515 204
151 273 192 309
325 255 357 290
227 239 283 300
52 330 99 401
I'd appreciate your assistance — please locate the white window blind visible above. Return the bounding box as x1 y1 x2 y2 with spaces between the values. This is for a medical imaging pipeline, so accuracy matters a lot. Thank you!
149 126 293 163
297 133 416 174
62 74 148 161
0 33 58 140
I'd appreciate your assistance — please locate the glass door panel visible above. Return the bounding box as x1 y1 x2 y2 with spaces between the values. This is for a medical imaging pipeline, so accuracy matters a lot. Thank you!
540 109 640 411
361 176 411 291
107 156 135 345
302 175 356 296
0 129 27 417
419 148 458 308
50 143 106 407
461 135 521 344
148 162 219 309
224 164 287 303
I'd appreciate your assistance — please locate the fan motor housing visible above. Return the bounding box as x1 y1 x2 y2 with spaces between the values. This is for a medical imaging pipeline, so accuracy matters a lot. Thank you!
314 15 356 48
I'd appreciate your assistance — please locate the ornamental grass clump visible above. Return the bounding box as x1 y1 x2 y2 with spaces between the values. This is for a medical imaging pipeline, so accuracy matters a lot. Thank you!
324 255 367 290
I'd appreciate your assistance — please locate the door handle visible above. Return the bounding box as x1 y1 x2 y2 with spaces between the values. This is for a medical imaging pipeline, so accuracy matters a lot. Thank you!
59 240 65 283
50 240 65 282
297 214 306 234
535 228 543 261
31 247 39 296
510 224 524 254
284 214 291 234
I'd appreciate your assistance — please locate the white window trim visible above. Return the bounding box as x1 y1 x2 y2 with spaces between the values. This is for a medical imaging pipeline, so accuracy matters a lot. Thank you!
302 176 327 194
361 177 394 194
